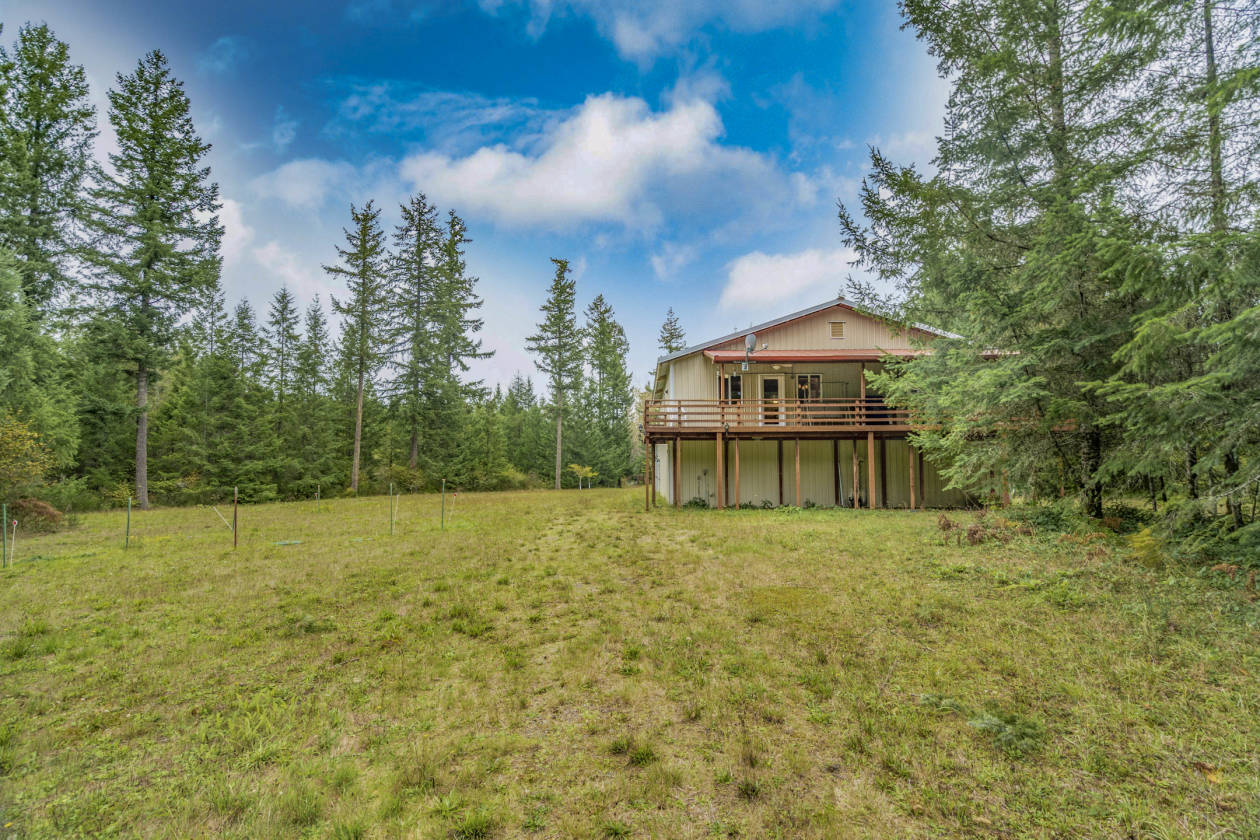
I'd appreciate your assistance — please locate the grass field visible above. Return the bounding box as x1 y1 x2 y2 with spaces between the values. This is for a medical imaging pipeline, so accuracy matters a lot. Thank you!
0 489 1257 839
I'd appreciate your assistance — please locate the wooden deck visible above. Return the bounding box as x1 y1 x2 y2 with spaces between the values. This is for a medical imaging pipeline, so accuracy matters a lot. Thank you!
644 398 913 438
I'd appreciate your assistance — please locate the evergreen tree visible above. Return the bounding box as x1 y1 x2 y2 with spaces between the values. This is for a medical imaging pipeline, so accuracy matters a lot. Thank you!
581 294 634 484
0 23 96 315
264 287 302 493
326 201 387 493
658 306 686 354
0 248 77 466
292 297 340 494
525 258 583 489
839 0 1165 517
387 193 441 472
82 50 221 508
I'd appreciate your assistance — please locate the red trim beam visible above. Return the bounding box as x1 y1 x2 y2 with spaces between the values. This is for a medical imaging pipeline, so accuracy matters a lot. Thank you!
703 348 933 363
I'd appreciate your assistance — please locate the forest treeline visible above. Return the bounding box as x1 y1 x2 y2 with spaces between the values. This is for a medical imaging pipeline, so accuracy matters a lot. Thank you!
839 1 1258 560
0 23 637 512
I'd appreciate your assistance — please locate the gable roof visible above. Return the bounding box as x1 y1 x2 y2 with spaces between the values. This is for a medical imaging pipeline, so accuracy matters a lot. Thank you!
654 296 957 367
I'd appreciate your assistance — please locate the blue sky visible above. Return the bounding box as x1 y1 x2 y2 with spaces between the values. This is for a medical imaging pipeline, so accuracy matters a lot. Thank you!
0 0 948 388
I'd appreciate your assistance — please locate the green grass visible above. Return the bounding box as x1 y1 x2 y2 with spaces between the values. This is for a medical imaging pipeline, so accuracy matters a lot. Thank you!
1 488 1257 838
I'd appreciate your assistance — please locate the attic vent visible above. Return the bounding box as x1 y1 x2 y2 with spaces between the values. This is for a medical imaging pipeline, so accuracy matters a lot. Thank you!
829 321 846 339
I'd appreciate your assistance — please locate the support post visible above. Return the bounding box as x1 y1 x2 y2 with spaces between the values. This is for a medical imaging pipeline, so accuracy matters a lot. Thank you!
777 441 784 506
650 444 657 507
715 432 725 509
907 443 917 508
233 486 238 548
859 362 867 424
644 436 651 512
441 479 446 528
2 502 6 567
918 450 926 509
832 440 840 506
852 439 859 509
673 436 681 508
316 483 320 512
866 433 876 510
126 496 131 550
734 438 741 508
794 439 802 506
389 482 395 535
879 437 888 508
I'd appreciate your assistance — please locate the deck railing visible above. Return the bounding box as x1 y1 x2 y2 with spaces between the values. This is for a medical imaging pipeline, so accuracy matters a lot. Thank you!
644 398 911 433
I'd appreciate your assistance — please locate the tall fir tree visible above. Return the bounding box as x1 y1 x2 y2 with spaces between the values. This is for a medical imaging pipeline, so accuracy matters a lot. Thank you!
387 193 441 472
658 306 686 354
82 50 221 508
581 294 634 484
265 286 302 493
525 258 583 489
839 0 1165 517
292 297 340 494
0 23 96 316
326 201 388 493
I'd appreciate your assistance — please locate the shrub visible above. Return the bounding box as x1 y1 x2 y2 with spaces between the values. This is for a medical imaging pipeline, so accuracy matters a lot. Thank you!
1006 501 1075 534
0 413 52 500
11 498 62 532
683 497 709 509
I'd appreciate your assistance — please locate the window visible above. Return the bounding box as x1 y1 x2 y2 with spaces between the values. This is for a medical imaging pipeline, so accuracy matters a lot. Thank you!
796 374 820 400
722 374 742 400
829 321 846 339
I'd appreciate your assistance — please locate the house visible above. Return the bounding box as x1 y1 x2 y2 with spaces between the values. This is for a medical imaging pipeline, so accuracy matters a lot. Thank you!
643 297 970 509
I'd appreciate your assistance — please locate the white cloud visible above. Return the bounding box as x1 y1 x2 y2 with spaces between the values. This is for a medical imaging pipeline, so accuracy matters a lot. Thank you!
399 92 784 231
199 36 251 75
721 247 857 310
252 241 327 301
481 0 840 63
864 130 937 168
250 159 359 209
650 242 697 279
272 107 298 151
219 199 255 265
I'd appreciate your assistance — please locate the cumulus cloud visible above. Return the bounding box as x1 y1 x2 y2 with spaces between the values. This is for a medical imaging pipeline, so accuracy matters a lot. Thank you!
252 241 327 300
399 92 784 231
250 159 360 209
219 199 254 265
480 0 840 63
720 247 858 310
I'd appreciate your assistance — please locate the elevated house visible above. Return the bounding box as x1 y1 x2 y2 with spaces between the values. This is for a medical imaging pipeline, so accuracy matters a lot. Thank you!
644 297 970 509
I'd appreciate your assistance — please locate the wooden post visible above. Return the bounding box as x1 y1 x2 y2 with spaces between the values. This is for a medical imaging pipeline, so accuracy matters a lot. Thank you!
852 439 859 509
2 502 7 567
879 437 888 508
832 440 840 506
233 486 238 548
650 443 657 507
715 432 725 509
859 362 867 424
908 440 916 510
441 479 446 528
126 496 131 550
777 441 784 506
734 438 741 507
644 436 651 512
673 436 681 508
794 439 802 506
866 433 876 509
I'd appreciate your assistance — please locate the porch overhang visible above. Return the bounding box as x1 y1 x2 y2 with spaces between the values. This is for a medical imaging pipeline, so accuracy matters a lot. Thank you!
702 348 932 364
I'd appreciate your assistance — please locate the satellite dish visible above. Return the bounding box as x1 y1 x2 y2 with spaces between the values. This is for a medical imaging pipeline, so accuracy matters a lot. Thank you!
745 333 757 352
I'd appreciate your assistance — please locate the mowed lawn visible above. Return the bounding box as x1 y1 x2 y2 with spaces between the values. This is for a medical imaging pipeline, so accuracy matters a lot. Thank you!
0 490 1257 839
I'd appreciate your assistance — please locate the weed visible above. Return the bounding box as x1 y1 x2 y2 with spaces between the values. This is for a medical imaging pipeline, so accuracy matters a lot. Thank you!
450 808 495 839
736 779 761 800
628 745 656 766
331 819 366 840
607 736 632 755
602 819 632 837
968 711 1045 757
277 781 320 827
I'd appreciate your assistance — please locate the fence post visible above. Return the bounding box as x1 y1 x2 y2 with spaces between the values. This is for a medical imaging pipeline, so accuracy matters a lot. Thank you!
233 486 238 549
389 482 395 536
2 502 6 568
316 483 320 512
126 496 131 549
441 479 446 530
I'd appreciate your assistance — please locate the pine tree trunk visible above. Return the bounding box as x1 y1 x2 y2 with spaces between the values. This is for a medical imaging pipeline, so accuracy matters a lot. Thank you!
408 424 419 471
351 370 364 493
1187 447 1199 499
135 363 150 509
554 393 563 491
1224 449 1243 530
1081 427 1103 519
